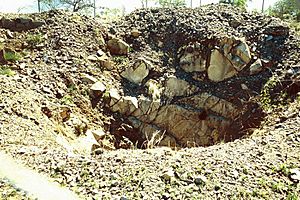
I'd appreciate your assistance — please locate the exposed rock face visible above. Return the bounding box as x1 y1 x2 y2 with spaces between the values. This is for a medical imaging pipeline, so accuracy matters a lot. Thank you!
98 4 298 147
179 43 206 73
104 87 242 147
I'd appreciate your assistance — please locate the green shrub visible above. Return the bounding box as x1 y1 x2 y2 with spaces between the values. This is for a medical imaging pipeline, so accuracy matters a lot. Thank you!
4 51 22 62
26 33 44 47
0 66 15 76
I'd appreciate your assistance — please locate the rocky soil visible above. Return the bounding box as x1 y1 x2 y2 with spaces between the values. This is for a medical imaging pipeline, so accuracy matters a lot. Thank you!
0 4 300 199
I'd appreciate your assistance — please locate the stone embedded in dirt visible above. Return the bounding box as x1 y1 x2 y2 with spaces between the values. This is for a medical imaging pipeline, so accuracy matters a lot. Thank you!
121 57 152 84
81 73 98 84
107 37 130 55
194 175 207 185
250 59 263 75
290 168 300 182
90 81 106 99
90 81 106 92
131 29 141 38
161 168 175 182
208 49 236 82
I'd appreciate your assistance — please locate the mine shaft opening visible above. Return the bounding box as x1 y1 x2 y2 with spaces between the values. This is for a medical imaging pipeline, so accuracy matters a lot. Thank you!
100 32 292 148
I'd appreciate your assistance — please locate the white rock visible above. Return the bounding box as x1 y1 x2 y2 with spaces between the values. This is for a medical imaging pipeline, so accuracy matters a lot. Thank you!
208 49 236 82
250 59 263 75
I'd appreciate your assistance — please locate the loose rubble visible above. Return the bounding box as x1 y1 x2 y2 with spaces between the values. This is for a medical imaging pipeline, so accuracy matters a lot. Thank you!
0 4 300 199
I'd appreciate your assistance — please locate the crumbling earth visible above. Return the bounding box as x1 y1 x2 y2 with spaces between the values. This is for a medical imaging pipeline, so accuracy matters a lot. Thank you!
0 4 300 199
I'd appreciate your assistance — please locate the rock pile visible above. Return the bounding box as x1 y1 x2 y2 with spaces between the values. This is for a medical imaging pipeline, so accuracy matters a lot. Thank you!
102 4 300 147
0 5 299 149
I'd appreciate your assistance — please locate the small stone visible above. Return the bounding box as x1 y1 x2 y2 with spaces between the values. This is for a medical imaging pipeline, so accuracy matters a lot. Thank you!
194 175 207 185
290 168 300 182
232 170 239 178
6 30 14 39
161 169 175 182
131 29 141 38
87 55 98 61
241 84 249 90
90 82 106 92
42 86 51 94
81 73 98 84
93 148 104 155
120 196 128 200
19 63 26 69
250 59 263 75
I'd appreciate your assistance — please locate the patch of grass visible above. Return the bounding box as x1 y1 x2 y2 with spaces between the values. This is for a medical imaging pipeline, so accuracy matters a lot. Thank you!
143 130 165 149
61 95 74 105
279 163 291 176
0 66 15 76
260 75 290 112
287 192 299 200
271 181 285 193
4 51 22 62
258 178 268 188
113 56 129 65
26 33 44 47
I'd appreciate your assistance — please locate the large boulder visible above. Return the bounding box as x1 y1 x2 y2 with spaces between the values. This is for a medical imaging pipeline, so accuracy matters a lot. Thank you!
121 58 152 85
107 37 130 55
207 49 236 82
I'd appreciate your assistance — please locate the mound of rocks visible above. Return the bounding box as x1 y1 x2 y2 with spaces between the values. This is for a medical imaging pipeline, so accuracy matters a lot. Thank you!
99 4 300 147
1 5 299 150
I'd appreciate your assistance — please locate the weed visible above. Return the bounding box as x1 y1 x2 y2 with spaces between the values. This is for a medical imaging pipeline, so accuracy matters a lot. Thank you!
0 66 15 76
113 56 129 65
271 181 285 193
26 33 44 47
61 95 74 105
4 51 21 62
143 130 165 149
67 84 77 94
287 192 299 200
279 163 291 176
258 178 268 188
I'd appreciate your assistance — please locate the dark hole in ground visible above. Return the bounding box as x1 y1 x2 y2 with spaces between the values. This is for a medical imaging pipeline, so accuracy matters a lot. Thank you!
94 5 299 149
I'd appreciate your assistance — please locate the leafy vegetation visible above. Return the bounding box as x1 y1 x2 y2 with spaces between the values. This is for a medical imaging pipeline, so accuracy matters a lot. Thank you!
26 33 45 47
219 0 251 9
38 0 94 12
158 0 186 7
0 66 15 76
3 51 21 62
268 0 300 21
